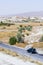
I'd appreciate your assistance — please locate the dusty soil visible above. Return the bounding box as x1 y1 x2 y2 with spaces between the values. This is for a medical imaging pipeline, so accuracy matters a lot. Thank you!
32 42 43 48
15 43 28 48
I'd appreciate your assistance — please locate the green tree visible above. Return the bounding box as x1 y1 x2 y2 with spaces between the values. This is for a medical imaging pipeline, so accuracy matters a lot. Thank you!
9 36 17 45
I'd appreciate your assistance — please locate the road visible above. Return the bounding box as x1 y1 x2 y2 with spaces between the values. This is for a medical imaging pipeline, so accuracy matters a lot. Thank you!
0 43 43 63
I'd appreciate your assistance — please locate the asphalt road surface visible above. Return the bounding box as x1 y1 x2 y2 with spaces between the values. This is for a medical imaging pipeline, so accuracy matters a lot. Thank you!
0 43 43 63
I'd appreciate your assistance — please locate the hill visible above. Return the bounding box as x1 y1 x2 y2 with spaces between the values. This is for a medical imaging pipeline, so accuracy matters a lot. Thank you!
16 11 43 17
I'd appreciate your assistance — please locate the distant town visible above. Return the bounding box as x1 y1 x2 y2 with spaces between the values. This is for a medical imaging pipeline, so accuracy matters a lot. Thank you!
0 16 43 23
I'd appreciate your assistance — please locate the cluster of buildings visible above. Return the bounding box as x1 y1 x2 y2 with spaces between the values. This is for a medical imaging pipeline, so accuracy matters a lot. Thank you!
0 16 43 23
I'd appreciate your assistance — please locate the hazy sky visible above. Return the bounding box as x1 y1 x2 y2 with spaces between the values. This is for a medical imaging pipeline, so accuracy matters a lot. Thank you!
0 0 43 15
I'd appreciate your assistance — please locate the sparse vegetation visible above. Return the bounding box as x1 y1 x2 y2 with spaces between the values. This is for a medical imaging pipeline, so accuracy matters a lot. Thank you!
9 32 24 45
25 25 32 31
18 25 32 33
0 22 14 26
16 32 24 43
18 27 25 33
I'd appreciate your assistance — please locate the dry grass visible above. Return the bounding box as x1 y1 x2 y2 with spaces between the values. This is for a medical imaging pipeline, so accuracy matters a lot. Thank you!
32 42 43 48
15 43 28 48
0 47 18 56
15 22 43 26
0 25 19 30
18 54 43 65
0 31 17 43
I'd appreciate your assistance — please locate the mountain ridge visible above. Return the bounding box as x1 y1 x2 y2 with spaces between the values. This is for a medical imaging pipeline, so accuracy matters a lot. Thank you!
15 11 43 17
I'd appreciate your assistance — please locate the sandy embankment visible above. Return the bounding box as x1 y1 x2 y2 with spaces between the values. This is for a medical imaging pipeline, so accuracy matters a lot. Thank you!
0 52 39 65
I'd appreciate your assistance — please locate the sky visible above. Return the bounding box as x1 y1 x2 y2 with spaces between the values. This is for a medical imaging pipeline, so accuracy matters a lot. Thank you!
0 0 43 15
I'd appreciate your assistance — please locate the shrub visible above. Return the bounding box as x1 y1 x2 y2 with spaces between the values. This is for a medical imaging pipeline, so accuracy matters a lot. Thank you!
7 24 10 26
16 32 24 43
26 26 32 31
9 36 17 45
16 32 22 42
18 27 25 33
19 25 22 27
26 33 29 36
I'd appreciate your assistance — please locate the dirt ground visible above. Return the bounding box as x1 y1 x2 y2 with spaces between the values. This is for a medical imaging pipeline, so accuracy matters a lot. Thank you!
32 42 43 48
